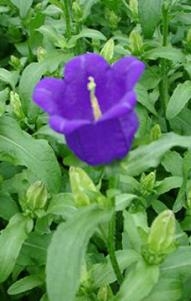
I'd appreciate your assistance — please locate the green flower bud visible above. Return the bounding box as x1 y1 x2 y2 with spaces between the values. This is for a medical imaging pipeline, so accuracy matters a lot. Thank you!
140 172 156 196
142 210 176 264
105 8 120 29
129 30 143 56
150 124 162 141
24 181 48 213
10 55 21 70
100 39 114 63
72 1 83 21
37 47 47 63
10 91 25 120
129 0 138 20
97 285 113 301
148 210 175 252
69 167 97 206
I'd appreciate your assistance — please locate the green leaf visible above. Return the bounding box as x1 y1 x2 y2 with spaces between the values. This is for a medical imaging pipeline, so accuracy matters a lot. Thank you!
91 250 140 288
143 274 182 301
0 213 32 283
145 46 185 63
161 151 183 176
166 81 191 119
170 108 191 135
19 52 71 117
121 133 191 176
18 62 47 115
74 28 106 40
0 192 19 220
115 260 159 301
138 0 163 38
46 205 112 301
0 69 19 90
10 0 33 18
47 193 76 219
68 28 106 47
123 210 148 252
161 246 191 274
155 177 183 195
8 274 43 295
136 84 157 115
0 116 61 193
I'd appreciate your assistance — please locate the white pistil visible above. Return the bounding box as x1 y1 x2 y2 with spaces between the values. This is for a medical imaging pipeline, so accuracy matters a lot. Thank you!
87 76 102 121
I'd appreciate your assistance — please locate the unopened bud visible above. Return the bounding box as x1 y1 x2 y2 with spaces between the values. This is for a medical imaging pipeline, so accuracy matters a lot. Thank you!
143 210 176 264
129 0 138 20
105 8 120 29
129 30 143 55
97 285 113 301
150 124 162 141
10 91 25 119
10 55 21 70
148 210 175 252
72 1 83 21
37 47 47 62
100 39 114 62
140 172 156 196
25 181 48 213
69 167 97 206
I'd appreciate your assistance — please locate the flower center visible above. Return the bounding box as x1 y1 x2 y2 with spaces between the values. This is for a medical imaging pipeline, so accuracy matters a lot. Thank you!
87 76 102 121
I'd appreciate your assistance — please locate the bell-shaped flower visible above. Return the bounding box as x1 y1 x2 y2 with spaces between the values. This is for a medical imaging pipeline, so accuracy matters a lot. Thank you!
33 53 144 165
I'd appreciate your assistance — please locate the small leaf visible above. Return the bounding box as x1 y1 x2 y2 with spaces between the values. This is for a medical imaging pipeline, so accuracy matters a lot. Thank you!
0 213 32 283
8 274 43 295
0 69 19 89
136 83 157 115
46 205 112 301
166 81 191 119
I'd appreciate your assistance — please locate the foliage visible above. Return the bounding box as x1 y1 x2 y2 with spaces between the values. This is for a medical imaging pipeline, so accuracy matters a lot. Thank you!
0 0 191 300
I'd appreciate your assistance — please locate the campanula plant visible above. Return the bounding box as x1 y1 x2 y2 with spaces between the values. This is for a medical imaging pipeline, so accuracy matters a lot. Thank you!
33 53 144 165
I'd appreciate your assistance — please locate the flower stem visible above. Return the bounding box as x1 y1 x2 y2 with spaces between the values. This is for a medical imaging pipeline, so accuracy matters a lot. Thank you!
108 213 123 285
160 3 169 115
63 0 72 39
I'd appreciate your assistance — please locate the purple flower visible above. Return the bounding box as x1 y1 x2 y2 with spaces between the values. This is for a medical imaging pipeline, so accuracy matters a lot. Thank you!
33 53 144 166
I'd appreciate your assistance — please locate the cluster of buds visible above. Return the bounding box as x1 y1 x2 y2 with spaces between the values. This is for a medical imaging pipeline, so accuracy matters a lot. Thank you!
140 171 156 196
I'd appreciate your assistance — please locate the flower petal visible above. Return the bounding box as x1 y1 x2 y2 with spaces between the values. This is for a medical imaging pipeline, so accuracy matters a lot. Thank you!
65 112 138 165
63 53 111 118
49 115 90 135
100 91 136 122
112 56 145 90
32 78 65 114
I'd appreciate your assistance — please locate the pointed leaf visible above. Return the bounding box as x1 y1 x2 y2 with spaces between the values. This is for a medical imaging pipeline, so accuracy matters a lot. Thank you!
0 214 32 283
138 0 162 38
121 133 191 176
0 116 61 193
166 81 191 119
115 260 159 301
46 205 112 301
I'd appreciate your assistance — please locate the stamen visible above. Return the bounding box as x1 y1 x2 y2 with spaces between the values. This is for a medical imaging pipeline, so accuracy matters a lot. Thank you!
87 76 102 121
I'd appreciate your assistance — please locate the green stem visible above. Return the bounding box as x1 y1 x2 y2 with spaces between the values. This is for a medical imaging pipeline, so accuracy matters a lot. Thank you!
63 0 72 39
160 3 169 115
108 213 123 285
